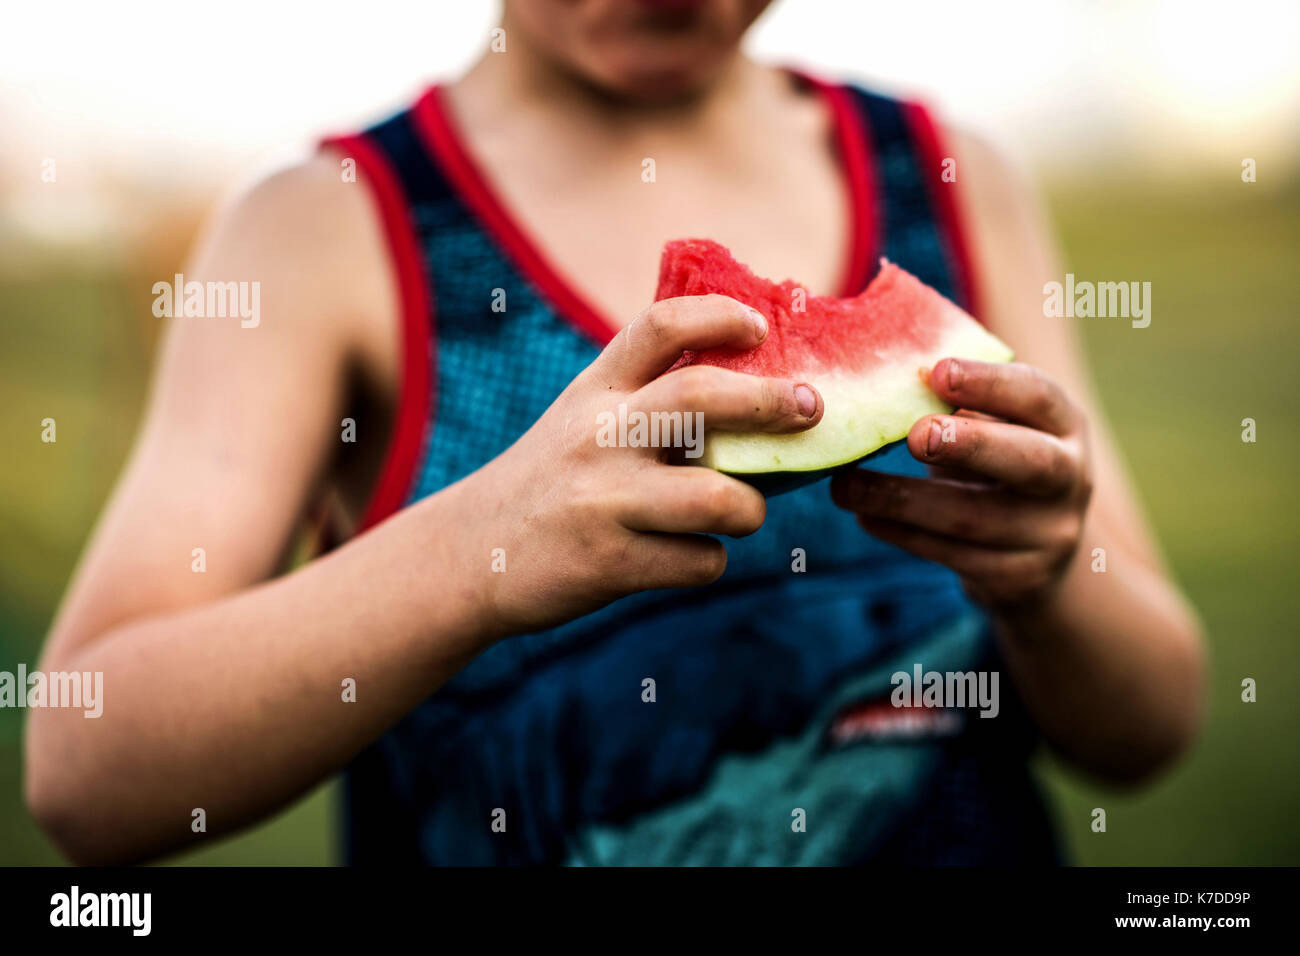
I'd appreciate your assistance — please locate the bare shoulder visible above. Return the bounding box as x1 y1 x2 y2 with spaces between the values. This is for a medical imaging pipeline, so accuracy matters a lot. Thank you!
942 125 1049 255
943 127 1023 194
935 124 1063 350
190 149 398 375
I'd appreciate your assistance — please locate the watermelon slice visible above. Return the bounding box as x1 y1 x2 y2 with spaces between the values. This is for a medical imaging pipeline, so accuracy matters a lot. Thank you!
655 239 1013 488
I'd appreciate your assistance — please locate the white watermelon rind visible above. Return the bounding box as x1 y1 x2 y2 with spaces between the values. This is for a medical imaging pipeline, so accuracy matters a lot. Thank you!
701 319 1015 475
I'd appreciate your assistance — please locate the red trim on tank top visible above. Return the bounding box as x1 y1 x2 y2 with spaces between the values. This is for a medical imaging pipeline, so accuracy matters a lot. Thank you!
412 86 618 346
321 133 435 533
786 69 878 296
410 73 878 345
902 100 984 322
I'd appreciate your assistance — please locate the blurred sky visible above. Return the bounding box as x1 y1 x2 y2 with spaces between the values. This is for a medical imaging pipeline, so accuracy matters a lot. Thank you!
3 0 1299 244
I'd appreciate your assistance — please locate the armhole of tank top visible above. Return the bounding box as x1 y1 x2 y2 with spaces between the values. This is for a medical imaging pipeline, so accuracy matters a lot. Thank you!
320 133 434 534
902 101 985 323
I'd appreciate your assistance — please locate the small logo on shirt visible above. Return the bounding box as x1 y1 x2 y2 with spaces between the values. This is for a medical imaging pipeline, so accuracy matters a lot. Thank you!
828 697 963 745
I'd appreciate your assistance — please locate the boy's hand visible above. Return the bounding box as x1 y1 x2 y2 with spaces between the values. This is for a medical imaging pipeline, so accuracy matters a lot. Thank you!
830 358 1093 610
467 295 822 638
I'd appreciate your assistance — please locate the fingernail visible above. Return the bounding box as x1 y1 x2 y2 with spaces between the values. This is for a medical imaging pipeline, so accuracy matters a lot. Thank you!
946 359 963 392
794 384 817 417
927 420 942 456
748 307 768 339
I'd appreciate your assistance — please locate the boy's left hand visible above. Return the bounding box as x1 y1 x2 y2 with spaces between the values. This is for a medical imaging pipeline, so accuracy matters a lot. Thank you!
830 358 1093 610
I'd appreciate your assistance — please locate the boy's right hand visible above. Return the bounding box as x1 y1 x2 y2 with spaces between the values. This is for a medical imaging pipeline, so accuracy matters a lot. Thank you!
460 295 823 639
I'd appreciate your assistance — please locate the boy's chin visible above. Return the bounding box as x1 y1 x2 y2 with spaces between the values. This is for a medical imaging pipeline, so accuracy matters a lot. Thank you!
578 60 731 104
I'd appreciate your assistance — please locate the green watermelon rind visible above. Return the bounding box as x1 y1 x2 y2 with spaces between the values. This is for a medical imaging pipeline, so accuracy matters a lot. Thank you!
701 319 1015 477
731 441 901 497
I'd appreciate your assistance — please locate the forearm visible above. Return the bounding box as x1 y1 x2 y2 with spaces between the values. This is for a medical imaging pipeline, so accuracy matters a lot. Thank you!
25 479 495 864
993 543 1206 784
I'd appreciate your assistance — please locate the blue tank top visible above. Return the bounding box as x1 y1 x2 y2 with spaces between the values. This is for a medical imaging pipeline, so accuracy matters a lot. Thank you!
325 74 1060 865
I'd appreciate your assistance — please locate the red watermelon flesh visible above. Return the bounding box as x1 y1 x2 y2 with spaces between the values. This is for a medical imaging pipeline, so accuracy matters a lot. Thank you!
655 238 1013 476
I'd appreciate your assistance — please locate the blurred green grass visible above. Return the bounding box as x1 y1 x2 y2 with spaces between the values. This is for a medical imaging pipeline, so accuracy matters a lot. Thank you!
1 170 1296 865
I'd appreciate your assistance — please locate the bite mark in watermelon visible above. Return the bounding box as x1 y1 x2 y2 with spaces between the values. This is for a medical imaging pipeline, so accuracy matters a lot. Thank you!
655 239 1013 483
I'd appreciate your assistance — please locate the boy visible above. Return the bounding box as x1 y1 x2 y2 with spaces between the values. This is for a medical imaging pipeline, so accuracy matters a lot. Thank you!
26 0 1203 864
